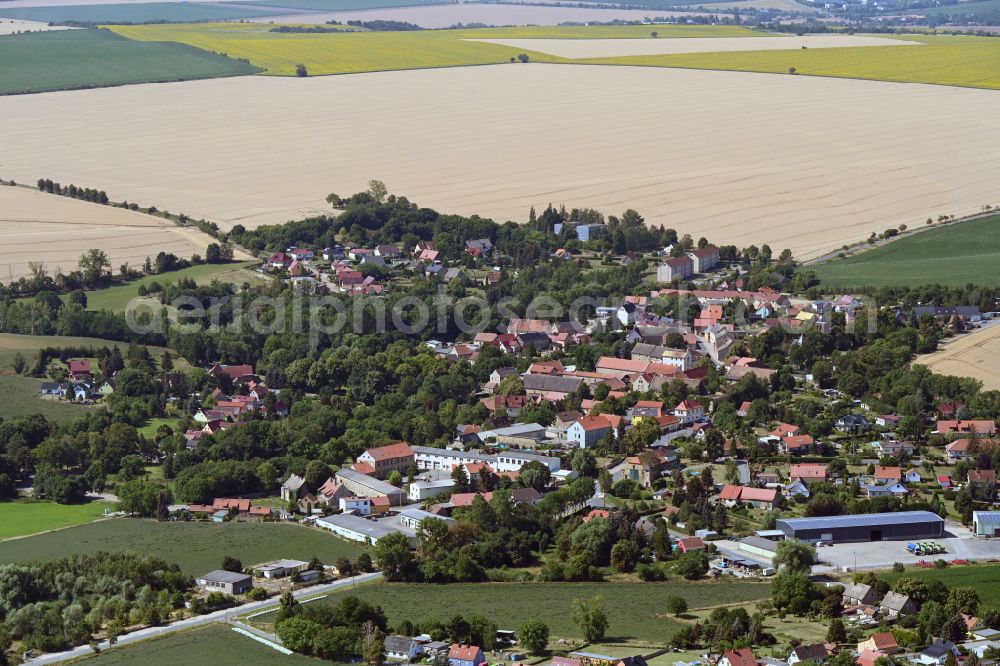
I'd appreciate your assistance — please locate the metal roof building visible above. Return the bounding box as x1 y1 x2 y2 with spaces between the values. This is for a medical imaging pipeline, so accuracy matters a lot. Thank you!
973 511 1000 537
775 511 944 543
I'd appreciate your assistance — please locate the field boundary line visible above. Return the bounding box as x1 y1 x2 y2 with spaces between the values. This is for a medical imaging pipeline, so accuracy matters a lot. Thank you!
231 626 293 654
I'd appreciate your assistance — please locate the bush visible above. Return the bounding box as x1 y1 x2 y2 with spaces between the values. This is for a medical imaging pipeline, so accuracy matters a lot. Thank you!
246 587 267 601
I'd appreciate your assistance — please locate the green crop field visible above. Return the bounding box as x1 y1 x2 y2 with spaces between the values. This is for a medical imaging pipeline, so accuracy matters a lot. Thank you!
0 375 96 423
810 214 1000 288
0 519 365 574
882 563 1000 612
78 623 320 665
0 2 282 24
250 579 770 641
0 29 260 96
575 34 1000 90
108 23 757 76
78 260 264 312
0 498 113 540
0 332 186 372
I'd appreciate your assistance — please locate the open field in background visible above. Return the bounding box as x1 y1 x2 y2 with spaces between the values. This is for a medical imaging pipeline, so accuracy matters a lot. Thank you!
0 28 259 95
0 2 283 23
248 4 733 27
0 499 112 540
917 324 1000 391
0 17 74 33
3 65 999 259
882 563 1000 612
78 261 264 312
0 519 365 574
248 580 770 640
470 34 913 58
106 24 759 77
0 375 96 422
77 624 320 665
576 34 1000 89
0 333 182 370
919 0 1000 15
0 186 246 280
810 213 1000 287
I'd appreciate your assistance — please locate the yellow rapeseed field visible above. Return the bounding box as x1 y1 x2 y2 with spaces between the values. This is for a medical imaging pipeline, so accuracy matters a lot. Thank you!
576 34 1000 90
106 23 758 76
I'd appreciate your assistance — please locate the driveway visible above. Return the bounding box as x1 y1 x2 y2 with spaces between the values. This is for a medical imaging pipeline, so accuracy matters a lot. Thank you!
27 571 383 664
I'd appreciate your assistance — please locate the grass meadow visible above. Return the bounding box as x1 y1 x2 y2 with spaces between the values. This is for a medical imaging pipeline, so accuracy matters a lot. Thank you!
0 498 113 540
107 24 757 76
0 29 260 96
0 519 365 574
575 34 1000 90
77 260 263 312
249 580 771 641
810 213 1000 288
882 563 1000 612
0 375 96 423
77 624 320 665
0 332 185 372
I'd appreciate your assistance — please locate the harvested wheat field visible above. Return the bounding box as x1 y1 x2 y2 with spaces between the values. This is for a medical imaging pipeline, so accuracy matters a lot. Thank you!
2 65 1000 259
918 325 1000 390
0 17 73 32
468 34 912 58
0 186 246 280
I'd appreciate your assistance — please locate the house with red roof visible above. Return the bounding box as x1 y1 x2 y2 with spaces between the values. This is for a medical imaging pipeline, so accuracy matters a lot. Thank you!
673 399 704 424
718 485 777 509
68 359 92 379
789 463 828 484
719 648 757 666
567 414 620 448
781 435 814 455
874 466 902 482
946 438 974 462
448 644 485 666
935 420 997 437
858 632 899 655
356 442 414 480
676 536 705 554
771 423 801 438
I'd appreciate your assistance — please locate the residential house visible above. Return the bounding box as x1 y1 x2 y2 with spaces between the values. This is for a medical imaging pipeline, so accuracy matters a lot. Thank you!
317 478 352 506
916 641 958 666
903 469 923 484
356 442 415 480
784 479 810 499
196 570 252 595
857 633 899 655
788 645 829 665
281 474 308 502
879 592 917 619
448 644 485 666
842 582 881 607
876 414 903 428
621 450 668 487
874 466 902 483
408 478 455 502
719 648 758 666
782 435 814 455
968 469 997 487
789 463 828 484
68 359 92 379
385 636 424 662
946 438 974 462
676 536 705 554
836 414 871 434
719 485 778 509
340 496 373 515
657 255 694 283
673 399 704 424
567 414 620 448
523 374 583 401
688 246 720 273
865 481 908 498
935 420 997 437
464 239 493 258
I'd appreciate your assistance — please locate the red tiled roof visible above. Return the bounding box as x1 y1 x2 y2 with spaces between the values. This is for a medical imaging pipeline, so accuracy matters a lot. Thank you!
723 648 757 666
790 463 827 479
719 485 742 501
363 442 414 462
449 645 482 661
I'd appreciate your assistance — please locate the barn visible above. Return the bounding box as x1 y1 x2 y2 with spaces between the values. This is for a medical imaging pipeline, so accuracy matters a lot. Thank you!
775 511 944 544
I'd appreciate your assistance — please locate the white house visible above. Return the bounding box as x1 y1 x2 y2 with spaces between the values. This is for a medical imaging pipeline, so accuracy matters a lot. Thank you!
339 496 372 515
408 478 455 502
673 400 704 424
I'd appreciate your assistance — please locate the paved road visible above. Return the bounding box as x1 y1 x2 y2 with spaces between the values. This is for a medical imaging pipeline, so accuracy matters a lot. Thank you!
28 571 383 664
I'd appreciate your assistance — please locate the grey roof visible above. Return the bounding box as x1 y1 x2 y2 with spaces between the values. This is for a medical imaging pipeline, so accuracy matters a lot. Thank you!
840 582 876 601
791 645 828 661
740 536 779 553
880 592 913 611
777 511 942 531
384 636 417 653
316 513 400 540
974 511 1000 526
411 445 493 462
921 641 957 658
282 473 306 490
199 569 251 584
400 507 453 523
523 374 583 394
335 468 405 496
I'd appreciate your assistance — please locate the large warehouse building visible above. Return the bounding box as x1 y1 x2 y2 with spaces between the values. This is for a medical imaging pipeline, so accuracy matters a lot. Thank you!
776 511 944 544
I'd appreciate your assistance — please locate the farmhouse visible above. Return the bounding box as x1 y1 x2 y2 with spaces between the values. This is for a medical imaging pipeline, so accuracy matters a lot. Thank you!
776 511 944 543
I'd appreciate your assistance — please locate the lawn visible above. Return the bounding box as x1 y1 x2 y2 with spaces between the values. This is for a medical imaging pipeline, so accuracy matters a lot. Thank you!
250 580 771 641
0 498 113 540
882 562 1000 612
0 519 365 575
79 260 264 312
107 24 757 76
76 623 320 665
809 213 1000 288
0 332 186 373
138 417 183 438
576 34 1000 90
0 375 95 423
0 29 260 96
